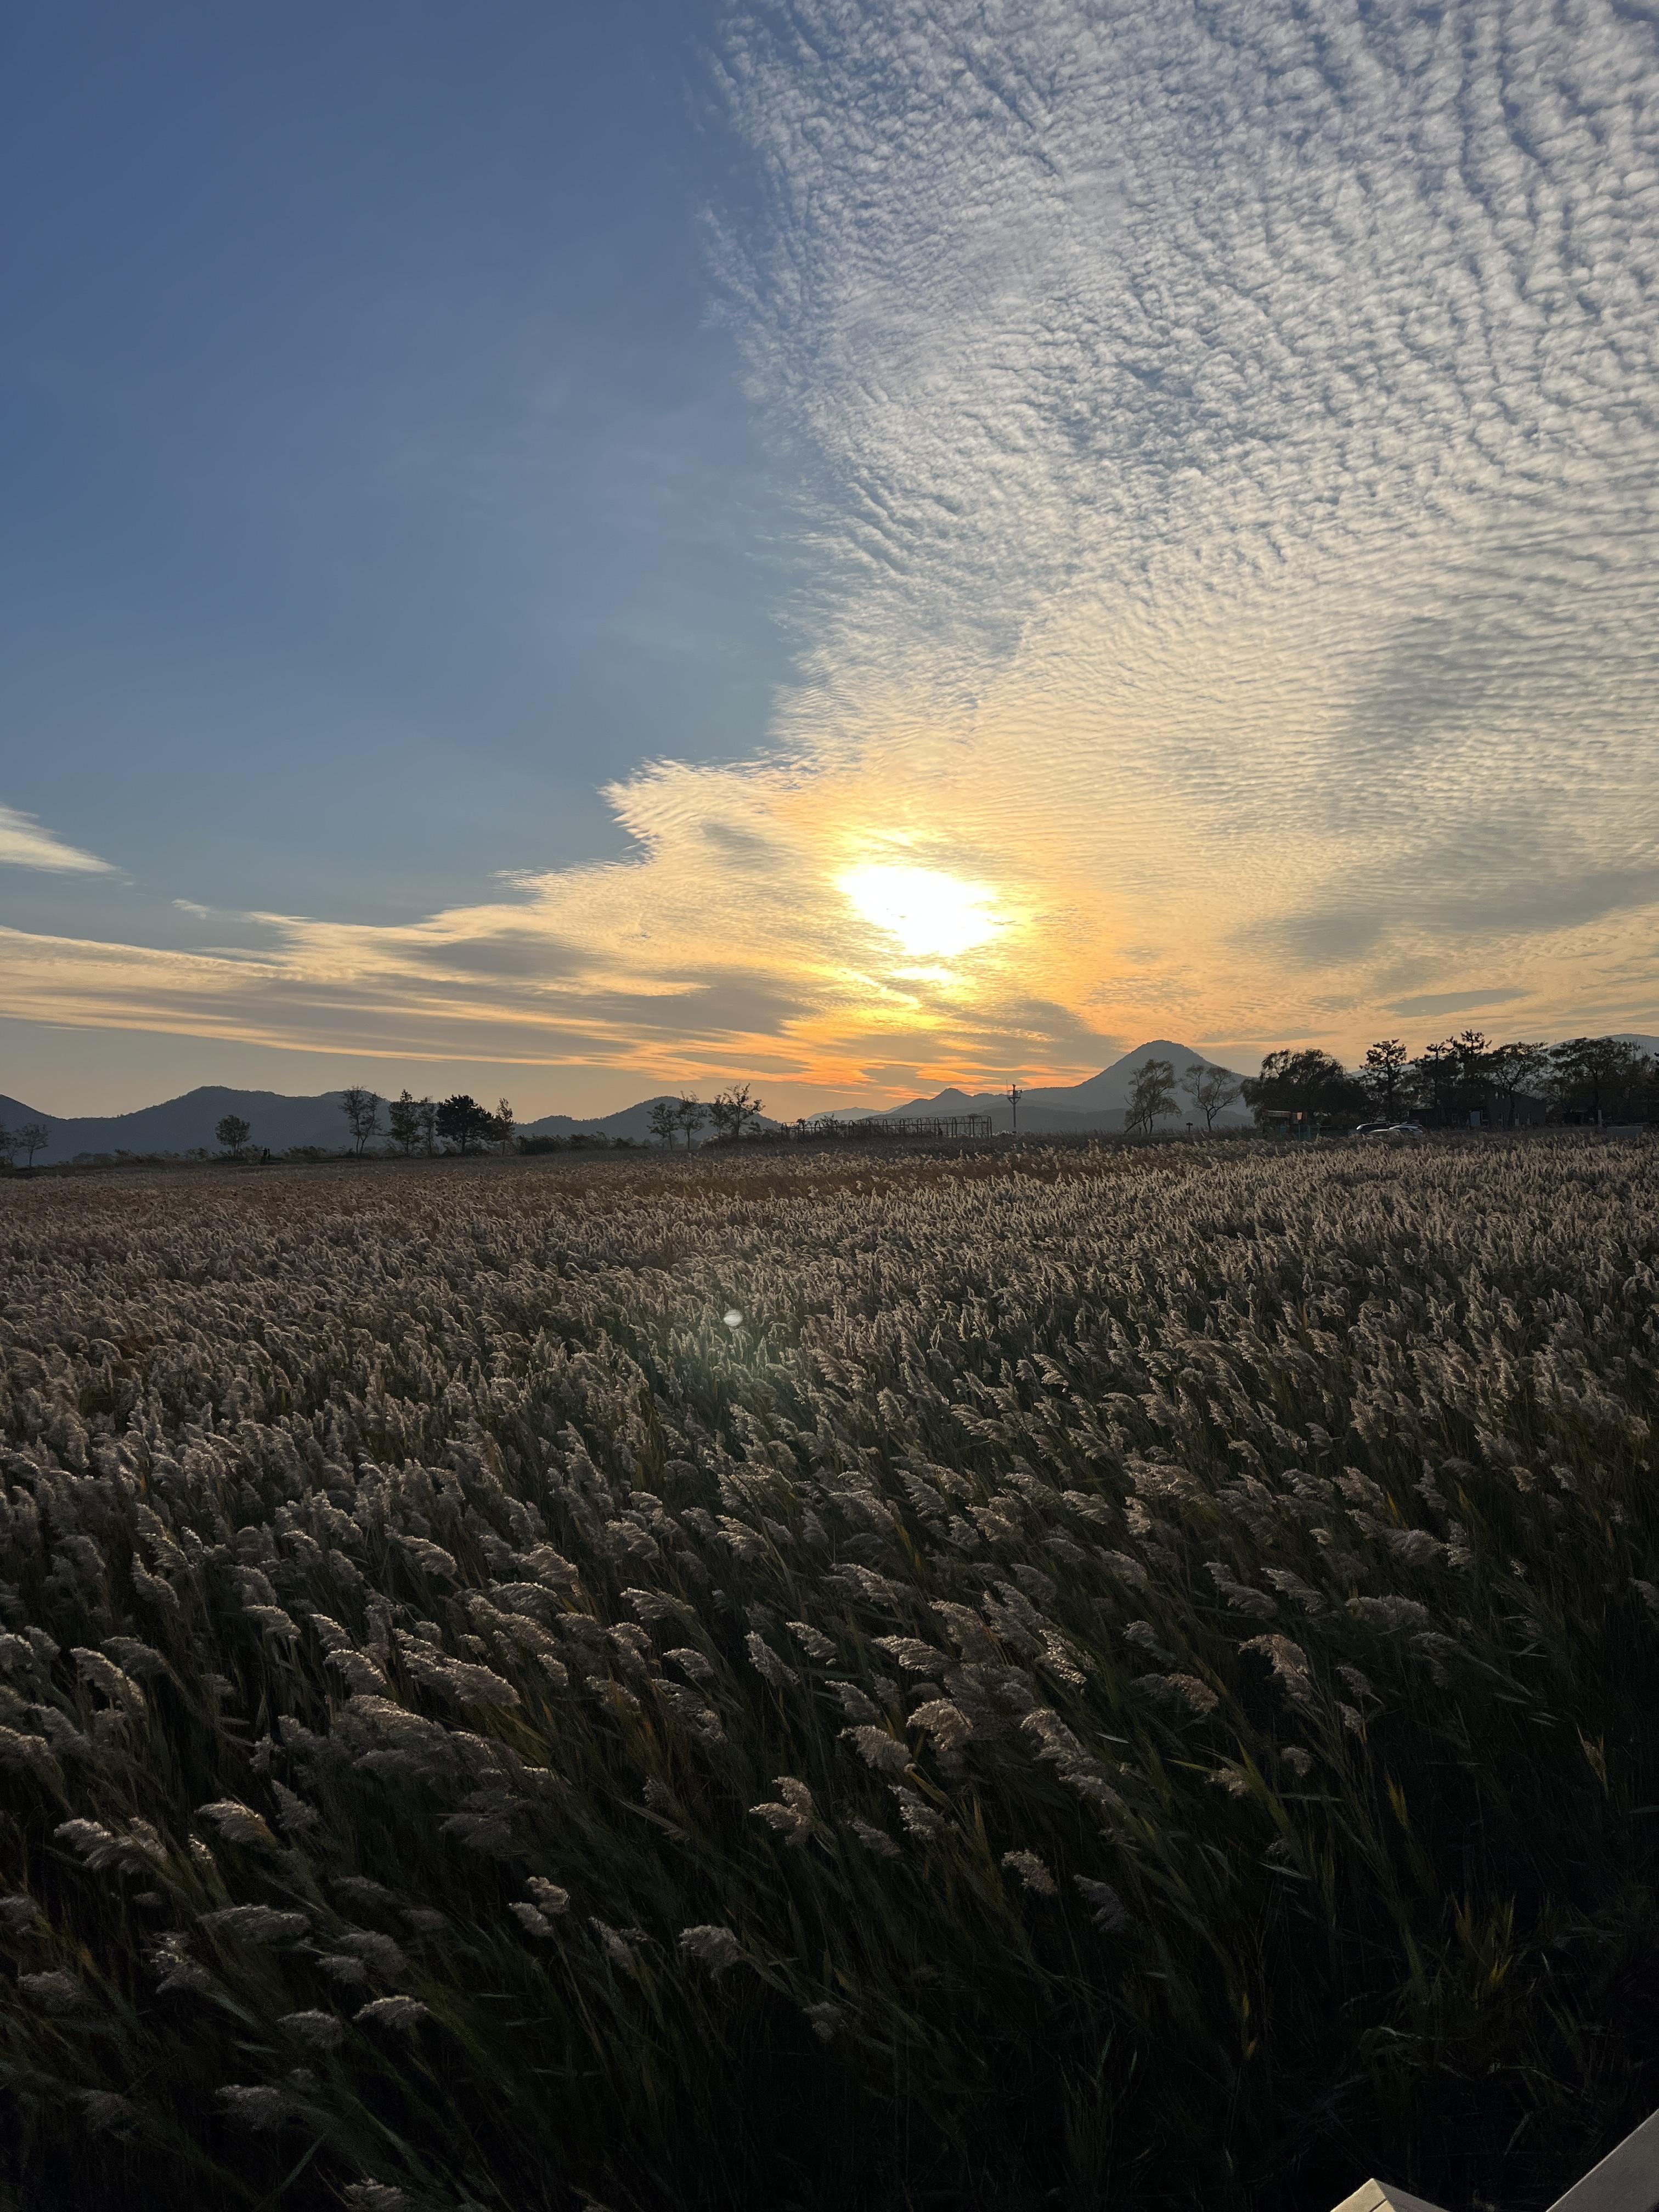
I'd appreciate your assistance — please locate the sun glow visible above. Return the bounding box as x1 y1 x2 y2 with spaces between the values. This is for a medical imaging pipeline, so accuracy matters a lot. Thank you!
838 864 1005 961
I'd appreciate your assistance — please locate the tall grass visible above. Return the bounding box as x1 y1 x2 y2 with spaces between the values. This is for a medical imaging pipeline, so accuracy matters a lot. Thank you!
2 1136 1658 2210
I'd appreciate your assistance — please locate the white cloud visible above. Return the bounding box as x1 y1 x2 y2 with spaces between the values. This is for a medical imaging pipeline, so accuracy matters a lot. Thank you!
701 0 1659 1019
0 805 114 875
172 900 211 919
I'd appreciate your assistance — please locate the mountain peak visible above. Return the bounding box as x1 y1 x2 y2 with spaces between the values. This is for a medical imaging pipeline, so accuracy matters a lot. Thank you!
833 1039 1249 1132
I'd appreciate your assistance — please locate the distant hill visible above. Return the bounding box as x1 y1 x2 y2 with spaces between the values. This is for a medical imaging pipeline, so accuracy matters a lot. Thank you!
0 1086 362 1163
0 1084 782 1161
520 1096 781 1146
836 1041 1251 1134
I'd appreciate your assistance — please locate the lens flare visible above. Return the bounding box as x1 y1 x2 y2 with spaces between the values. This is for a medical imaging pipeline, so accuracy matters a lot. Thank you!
838 865 1003 960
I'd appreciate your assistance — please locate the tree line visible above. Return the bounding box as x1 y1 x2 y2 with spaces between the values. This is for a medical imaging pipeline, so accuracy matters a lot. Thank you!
645 1085 765 1149
206 1082 769 1163
1240 1031 1656 1130
211 1090 521 1163
1050 1034 1655 1140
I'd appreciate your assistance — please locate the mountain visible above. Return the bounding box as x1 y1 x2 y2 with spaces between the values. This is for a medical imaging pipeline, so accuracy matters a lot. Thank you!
840 1040 1251 1134
0 1085 783 1161
520 1096 780 1146
0 1086 368 1163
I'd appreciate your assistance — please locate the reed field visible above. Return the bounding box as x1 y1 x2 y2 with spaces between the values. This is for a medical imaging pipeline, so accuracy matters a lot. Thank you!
3 1136 1659 2212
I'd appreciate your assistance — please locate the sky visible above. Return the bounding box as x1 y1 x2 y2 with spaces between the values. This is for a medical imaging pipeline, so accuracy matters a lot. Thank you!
4 0 1658 1118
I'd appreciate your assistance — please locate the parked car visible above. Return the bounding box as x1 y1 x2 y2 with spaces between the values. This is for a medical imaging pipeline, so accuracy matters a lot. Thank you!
1388 1122 1425 1137
1353 1121 1394 1137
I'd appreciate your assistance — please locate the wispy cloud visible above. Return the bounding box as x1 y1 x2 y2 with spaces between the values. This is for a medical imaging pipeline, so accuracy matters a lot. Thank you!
0 805 114 875
4 2 1659 1089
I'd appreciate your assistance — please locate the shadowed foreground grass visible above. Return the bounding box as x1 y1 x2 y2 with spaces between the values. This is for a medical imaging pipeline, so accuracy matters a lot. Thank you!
2 1136 1657 2210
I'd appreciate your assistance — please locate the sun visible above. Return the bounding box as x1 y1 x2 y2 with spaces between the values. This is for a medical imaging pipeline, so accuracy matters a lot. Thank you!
838 864 1005 960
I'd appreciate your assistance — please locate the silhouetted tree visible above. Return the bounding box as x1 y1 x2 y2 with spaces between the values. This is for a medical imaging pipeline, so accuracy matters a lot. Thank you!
1180 1062 1242 1130
340 1086 381 1155
488 1098 516 1155
1243 1051 1366 1128
1412 1032 1497 1124
1449 1031 1493 1121
416 1098 438 1155
648 1102 679 1149
0 1125 12 1168
215 1115 252 1159
387 1091 423 1156
1360 1040 1409 1119
435 1094 492 1155
1488 1042 1549 1128
1412 1040 1460 1125
709 1084 765 1140
15 1121 49 1168
1124 1058 1179 1136
675 1094 707 1152
1548 1037 1647 1125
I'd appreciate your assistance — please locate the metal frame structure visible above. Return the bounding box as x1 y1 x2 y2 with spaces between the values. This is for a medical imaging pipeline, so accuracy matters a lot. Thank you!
794 1114 996 1141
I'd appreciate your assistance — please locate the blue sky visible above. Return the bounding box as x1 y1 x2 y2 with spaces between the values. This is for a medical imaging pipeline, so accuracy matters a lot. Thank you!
5 2 1658 1115
3 2 790 1086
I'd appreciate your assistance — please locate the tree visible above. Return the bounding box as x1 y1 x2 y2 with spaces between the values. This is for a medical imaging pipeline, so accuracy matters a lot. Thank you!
434 1094 493 1155
416 1097 438 1155
1448 1031 1493 1122
1124 1058 1179 1136
1005 1082 1024 1137
709 1084 765 1141
0 1125 12 1168
1360 1040 1409 1120
1180 1061 1243 1131
1487 1042 1549 1128
488 1098 516 1155
675 1094 708 1152
15 1121 49 1168
1407 1041 1454 1124
1452 1030 1491 1084
340 1086 381 1156
215 1114 252 1159
1548 1037 1647 1125
648 1101 679 1149
1242 1050 1367 1129
387 1090 423 1156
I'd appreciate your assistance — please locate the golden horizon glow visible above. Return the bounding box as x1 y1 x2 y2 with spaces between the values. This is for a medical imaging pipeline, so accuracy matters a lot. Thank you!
837 864 1006 962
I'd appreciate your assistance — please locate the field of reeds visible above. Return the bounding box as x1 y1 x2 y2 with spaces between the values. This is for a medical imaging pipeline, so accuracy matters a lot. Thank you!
3 1137 1659 2211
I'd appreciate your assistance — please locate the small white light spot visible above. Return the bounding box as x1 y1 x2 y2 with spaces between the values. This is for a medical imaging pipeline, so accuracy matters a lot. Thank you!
723 1309 743 1329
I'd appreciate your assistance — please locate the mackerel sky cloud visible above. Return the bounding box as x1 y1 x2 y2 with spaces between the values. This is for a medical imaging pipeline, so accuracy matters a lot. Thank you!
3 1 1657 1110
